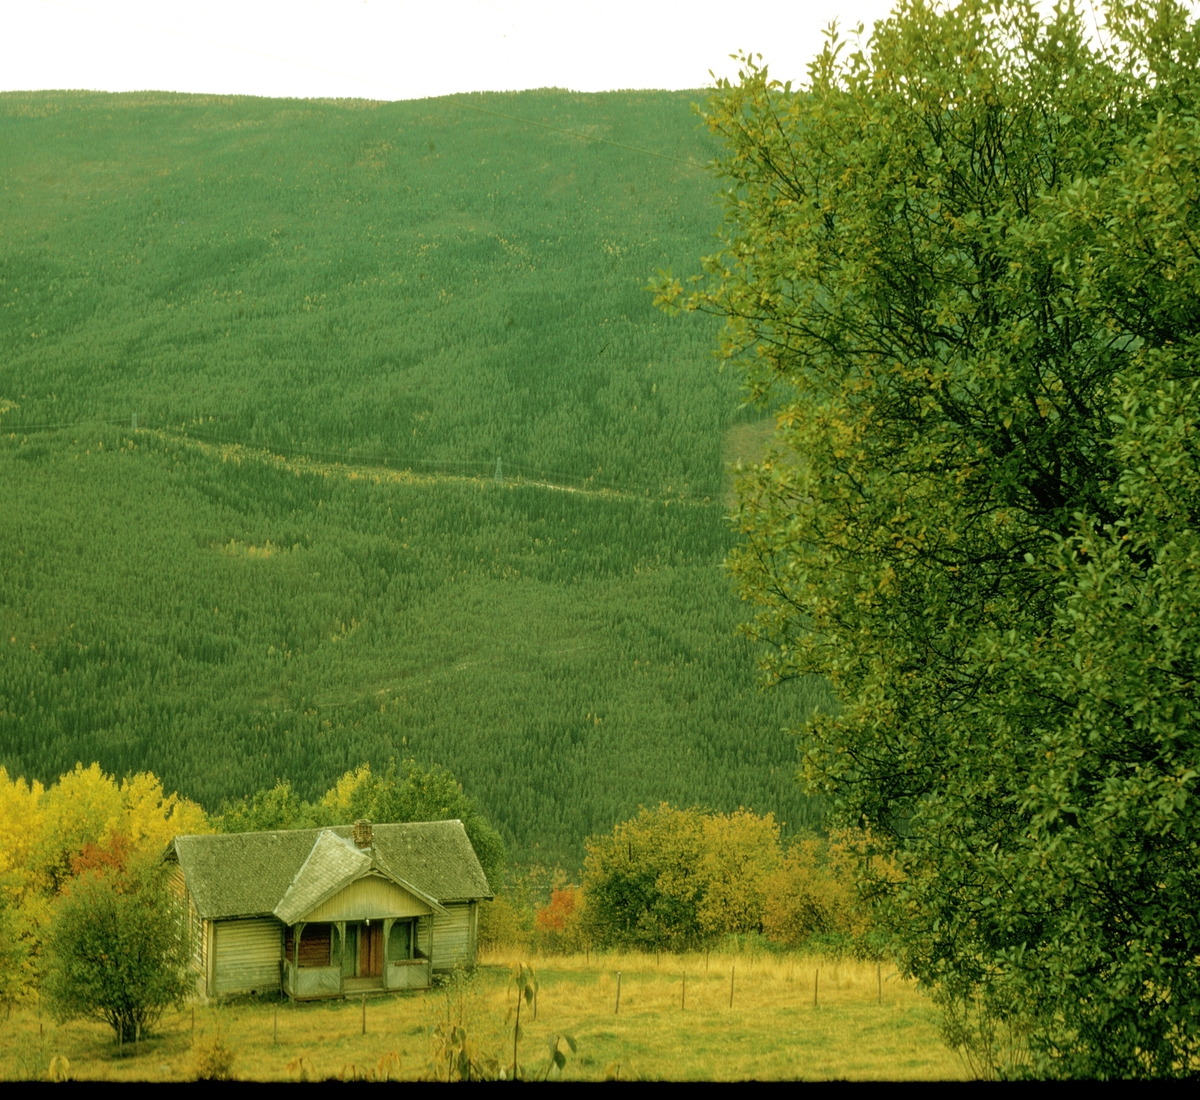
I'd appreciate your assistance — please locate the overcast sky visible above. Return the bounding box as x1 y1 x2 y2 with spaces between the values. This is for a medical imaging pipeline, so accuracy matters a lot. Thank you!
2 0 900 101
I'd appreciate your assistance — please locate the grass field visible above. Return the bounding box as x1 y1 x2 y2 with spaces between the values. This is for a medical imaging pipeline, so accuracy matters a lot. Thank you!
0 952 963 1081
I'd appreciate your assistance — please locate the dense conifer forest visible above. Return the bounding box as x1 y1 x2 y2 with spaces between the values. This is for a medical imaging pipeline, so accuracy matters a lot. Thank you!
0 88 823 866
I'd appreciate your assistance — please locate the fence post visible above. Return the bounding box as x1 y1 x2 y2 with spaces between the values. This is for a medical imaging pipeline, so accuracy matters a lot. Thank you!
729 966 735 1009
614 972 622 1015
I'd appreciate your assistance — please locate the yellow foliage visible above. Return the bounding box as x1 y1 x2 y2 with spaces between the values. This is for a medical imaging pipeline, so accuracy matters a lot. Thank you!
191 1035 236 1081
0 768 45 897
762 832 871 947
37 763 124 887
25 763 211 888
478 895 531 952
119 771 209 853
0 761 211 1006
319 761 372 819
697 809 782 936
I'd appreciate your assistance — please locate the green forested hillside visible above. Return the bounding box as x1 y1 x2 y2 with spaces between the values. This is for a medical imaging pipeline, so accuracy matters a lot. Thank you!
2 87 734 491
0 89 822 866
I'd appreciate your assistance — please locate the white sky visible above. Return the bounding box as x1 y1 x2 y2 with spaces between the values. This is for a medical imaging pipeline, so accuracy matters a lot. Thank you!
1 0 900 101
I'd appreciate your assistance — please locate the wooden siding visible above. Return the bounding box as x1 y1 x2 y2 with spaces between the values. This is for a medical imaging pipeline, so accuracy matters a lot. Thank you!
170 865 206 979
432 904 474 970
302 873 431 922
213 918 283 996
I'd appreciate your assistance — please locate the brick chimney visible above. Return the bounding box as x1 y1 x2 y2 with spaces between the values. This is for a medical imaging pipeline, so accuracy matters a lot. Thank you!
353 819 373 849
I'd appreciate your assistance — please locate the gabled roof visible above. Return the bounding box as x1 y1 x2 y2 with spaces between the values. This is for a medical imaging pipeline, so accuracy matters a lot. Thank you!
272 829 446 925
168 820 492 921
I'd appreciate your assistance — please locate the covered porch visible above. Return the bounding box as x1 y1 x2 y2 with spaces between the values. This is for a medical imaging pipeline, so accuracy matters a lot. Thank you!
273 828 446 1001
282 915 434 999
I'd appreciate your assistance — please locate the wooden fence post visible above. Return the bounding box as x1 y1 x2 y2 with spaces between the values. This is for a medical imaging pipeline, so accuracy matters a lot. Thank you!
729 966 735 1009
814 968 819 1009
614 972 622 1015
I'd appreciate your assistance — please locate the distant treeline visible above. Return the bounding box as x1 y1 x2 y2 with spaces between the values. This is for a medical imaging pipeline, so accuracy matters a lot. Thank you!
0 761 860 1016
484 803 882 959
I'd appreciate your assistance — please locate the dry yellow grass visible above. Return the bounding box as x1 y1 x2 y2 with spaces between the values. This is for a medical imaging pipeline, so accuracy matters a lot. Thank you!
0 951 965 1081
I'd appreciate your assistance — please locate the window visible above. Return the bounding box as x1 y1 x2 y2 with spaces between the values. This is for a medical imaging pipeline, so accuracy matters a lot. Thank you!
286 923 333 968
388 920 415 962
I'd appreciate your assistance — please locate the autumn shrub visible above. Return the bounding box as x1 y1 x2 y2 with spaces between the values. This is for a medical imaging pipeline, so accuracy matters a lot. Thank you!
580 807 889 953
0 764 208 1008
534 885 587 954
191 1035 236 1081
477 895 531 953
762 834 874 954
582 804 708 950
697 810 781 937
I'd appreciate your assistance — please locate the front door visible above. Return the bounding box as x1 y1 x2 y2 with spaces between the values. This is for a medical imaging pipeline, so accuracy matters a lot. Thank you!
360 922 383 978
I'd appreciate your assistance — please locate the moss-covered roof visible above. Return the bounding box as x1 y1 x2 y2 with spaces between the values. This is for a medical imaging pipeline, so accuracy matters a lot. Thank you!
168 820 492 920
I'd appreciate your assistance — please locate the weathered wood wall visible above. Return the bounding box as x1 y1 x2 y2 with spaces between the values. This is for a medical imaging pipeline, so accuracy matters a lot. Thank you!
432 903 475 970
212 918 283 996
304 874 429 922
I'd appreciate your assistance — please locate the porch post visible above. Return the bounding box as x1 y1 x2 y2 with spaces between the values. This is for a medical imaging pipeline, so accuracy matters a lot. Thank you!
382 918 394 986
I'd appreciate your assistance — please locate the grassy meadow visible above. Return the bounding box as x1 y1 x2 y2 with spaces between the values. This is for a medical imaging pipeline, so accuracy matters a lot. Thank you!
0 89 825 865
1 952 963 1082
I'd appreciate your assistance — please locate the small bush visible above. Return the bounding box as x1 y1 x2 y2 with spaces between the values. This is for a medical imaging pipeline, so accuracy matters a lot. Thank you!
191 1035 236 1081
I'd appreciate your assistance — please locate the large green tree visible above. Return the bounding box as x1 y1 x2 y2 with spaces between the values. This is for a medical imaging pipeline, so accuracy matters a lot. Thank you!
658 0 1200 1077
44 862 194 1041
